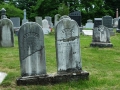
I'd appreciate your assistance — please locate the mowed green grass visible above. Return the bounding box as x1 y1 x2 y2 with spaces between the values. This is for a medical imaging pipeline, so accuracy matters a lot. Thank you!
0 32 120 90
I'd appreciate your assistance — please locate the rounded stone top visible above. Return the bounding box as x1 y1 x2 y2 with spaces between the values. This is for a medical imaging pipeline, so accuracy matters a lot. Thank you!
87 19 93 23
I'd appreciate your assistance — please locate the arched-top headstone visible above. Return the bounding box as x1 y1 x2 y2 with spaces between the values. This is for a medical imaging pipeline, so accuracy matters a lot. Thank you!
0 18 14 47
18 22 46 76
55 17 82 74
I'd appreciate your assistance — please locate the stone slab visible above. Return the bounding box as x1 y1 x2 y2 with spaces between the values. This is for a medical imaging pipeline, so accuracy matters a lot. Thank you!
16 71 89 86
0 72 7 84
90 42 113 47
82 30 93 36
116 29 120 33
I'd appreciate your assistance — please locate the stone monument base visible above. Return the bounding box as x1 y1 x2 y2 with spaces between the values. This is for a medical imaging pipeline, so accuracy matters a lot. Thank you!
16 71 89 86
90 42 113 47
116 29 120 33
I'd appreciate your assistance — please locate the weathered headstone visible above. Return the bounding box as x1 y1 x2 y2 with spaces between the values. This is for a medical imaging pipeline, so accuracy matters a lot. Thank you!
69 11 81 26
18 22 46 77
116 18 120 33
102 15 114 36
45 16 53 28
55 17 89 78
0 8 7 19
54 14 61 27
94 18 102 28
22 9 28 25
10 17 20 35
42 19 51 34
0 18 14 47
90 25 113 47
35 16 42 26
85 19 94 29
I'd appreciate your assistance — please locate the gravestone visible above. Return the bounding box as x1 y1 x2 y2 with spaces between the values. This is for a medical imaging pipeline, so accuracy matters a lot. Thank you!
116 18 120 33
0 8 7 19
16 21 89 86
0 18 14 47
22 9 28 25
113 18 119 28
102 15 114 36
10 17 20 35
94 18 102 28
59 15 71 20
69 11 81 26
45 16 53 28
42 19 51 34
35 16 42 26
55 17 89 78
18 22 46 77
85 19 94 29
90 25 113 47
54 14 61 27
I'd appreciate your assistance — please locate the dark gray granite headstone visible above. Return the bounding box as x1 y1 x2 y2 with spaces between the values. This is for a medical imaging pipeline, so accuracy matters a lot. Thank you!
94 18 102 28
69 11 81 26
102 16 115 36
90 25 113 47
55 18 82 74
0 18 14 47
18 22 46 77
102 15 113 28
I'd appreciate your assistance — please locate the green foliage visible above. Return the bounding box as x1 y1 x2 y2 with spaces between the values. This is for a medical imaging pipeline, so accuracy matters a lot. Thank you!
58 2 69 16
0 3 23 19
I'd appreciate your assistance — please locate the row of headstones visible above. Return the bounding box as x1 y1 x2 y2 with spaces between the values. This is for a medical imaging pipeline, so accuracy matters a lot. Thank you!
85 15 116 29
18 16 82 77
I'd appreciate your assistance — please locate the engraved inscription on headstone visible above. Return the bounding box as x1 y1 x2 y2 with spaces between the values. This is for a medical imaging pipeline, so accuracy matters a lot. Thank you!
18 22 46 76
55 18 82 74
0 18 14 47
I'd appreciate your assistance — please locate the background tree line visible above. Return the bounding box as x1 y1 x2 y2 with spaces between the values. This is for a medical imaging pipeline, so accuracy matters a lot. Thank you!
0 0 120 25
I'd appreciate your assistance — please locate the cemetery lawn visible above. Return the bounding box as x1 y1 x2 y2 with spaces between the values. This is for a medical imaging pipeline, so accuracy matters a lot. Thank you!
0 33 120 90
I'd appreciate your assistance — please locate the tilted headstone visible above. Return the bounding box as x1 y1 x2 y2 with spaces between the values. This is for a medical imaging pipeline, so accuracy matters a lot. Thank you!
55 17 82 74
18 22 46 76
116 18 120 33
85 19 94 29
0 18 14 47
35 16 42 26
45 16 53 28
90 25 113 47
94 18 102 28
102 15 114 36
42 19 51 34
22 9 28 25
69 11 81 26
54 14 61 27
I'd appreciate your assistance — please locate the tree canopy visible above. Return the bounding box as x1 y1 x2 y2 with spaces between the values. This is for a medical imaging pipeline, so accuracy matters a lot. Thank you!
0 0 119 24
